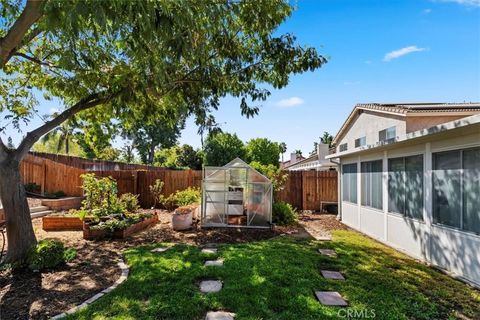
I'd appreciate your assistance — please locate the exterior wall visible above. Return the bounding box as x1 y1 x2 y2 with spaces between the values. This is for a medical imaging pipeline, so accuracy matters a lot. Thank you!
337 110 406 152
406 115 466 133
338 128 480 287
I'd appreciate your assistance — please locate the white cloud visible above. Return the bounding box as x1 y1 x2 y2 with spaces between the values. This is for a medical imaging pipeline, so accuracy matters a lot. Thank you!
433 0 480 7
423 8 432 13
273 97 304 108
383 46 427 62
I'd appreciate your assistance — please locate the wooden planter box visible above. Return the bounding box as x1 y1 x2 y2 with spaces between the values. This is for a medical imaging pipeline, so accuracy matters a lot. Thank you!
42 216 84 231
83 214 158 240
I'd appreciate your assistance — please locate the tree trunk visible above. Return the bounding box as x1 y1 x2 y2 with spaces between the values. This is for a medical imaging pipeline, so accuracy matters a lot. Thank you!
148 143 155 164
0 158 37 263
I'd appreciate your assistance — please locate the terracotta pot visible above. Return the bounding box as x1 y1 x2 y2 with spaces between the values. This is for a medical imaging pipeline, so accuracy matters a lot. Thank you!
172 210 193 231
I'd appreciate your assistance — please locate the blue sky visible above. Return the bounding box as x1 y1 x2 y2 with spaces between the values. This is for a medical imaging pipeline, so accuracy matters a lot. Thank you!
5 0 480 157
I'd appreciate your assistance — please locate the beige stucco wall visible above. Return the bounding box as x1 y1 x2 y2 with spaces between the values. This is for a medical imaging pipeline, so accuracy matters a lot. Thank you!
337 110 406 152
406 115 467 133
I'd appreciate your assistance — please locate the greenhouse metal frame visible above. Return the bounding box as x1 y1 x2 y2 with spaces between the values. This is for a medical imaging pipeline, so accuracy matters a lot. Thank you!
201 158 273 229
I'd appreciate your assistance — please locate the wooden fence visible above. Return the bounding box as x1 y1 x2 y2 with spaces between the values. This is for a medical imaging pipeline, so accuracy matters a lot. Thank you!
275 170 338 210
19 154 337 210
29 151 165 171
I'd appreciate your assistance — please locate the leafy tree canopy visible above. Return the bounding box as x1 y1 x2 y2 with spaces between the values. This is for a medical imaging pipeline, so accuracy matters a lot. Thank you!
203 132 245 166
0 0 326 264
0 0 326 162
245 137 281 167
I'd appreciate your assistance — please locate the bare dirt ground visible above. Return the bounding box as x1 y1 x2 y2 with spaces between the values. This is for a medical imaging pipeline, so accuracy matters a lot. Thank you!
0 210 344 319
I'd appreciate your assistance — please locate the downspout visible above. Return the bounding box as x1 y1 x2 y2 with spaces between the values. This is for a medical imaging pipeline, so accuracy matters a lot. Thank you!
330 157 342 221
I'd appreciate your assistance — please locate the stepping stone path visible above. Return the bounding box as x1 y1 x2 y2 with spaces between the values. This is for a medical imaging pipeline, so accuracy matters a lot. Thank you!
151 247 169 253
318 248 337 257
200 280 223 293
205 259 224 267
320 270 345 280
315 291 348 306
201 248 218 254
205 311 235 320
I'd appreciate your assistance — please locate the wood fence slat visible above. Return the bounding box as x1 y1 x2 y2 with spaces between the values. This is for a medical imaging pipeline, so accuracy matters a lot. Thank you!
19 153 338 210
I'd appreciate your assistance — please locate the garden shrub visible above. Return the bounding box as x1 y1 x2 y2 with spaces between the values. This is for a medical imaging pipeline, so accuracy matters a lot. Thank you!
27 240 77 270
165 187 201 209
80 173 125 219
119 193 140 213
149 179 165 209
24 182 41 193
272 202 298 226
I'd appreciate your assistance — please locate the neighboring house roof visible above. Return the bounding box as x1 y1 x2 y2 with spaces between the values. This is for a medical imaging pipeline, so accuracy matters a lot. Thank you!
327 113 480 159
283 154 316 169
280 155 305 168
332 102 480 145
284 153 337 171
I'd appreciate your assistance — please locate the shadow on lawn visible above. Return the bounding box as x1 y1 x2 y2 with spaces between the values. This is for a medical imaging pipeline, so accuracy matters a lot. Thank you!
68 236 480 320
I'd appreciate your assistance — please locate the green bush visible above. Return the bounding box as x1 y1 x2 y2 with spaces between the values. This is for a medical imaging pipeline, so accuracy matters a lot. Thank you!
272 202 298 226
80 173 125 219
27 240 77 270
165 187 201 208
119 193 140 213
24 182 41 193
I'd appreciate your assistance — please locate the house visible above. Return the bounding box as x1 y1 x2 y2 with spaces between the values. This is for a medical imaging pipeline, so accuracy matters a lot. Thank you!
280 152 305 169
326 102 480 288
284 143 337 171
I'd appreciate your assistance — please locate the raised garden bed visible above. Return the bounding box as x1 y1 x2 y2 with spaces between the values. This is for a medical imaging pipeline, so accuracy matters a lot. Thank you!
42 216 84 231
83 214 159 240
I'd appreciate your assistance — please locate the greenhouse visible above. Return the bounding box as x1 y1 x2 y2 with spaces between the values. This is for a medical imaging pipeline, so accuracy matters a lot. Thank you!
201 158 273 228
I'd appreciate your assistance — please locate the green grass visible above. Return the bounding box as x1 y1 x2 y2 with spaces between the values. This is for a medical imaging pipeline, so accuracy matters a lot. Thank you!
68 230 480 320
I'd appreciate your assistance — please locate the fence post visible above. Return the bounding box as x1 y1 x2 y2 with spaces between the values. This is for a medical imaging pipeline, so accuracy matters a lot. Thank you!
133 170 138 195
41 159 46 194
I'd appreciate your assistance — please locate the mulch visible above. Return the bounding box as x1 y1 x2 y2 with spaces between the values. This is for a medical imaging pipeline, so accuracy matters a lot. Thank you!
0 210 344 319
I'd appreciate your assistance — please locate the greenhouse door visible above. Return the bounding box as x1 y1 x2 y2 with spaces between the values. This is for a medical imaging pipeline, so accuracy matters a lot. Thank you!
203 189 227 226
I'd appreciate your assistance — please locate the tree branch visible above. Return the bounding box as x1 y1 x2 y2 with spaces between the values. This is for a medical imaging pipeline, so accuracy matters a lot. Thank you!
14 91 111 161
13 51 55 68
0 0 43 67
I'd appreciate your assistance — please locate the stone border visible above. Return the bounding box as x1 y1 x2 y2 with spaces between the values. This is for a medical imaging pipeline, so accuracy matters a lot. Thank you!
50 260 129 319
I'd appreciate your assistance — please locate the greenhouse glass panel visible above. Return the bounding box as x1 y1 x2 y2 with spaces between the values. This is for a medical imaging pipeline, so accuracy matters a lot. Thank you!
201 158 273 228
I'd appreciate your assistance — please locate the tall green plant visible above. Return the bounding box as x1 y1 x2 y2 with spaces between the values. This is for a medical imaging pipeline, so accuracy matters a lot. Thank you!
80 173 123 219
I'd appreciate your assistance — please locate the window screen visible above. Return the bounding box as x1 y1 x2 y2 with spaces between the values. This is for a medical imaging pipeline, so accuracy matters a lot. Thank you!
342 163 357 203
361 160 383 209
379 126 396 143
462 148 480 234
388 155 424 220
355 136 366 148
339 143 348 152
433 150 462 228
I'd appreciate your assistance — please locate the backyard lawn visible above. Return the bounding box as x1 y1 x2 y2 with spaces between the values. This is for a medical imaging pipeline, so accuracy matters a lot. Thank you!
68 229 480 320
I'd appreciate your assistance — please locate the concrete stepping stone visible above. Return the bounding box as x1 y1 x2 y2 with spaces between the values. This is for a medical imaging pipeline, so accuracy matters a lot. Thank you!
318 248 337 257
200 280 222 293
315 291 348 306
151 247 169 253
321 270 345 280
205 311 235 320
203 243 218 248
201 248 218 254
205 259 224 267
